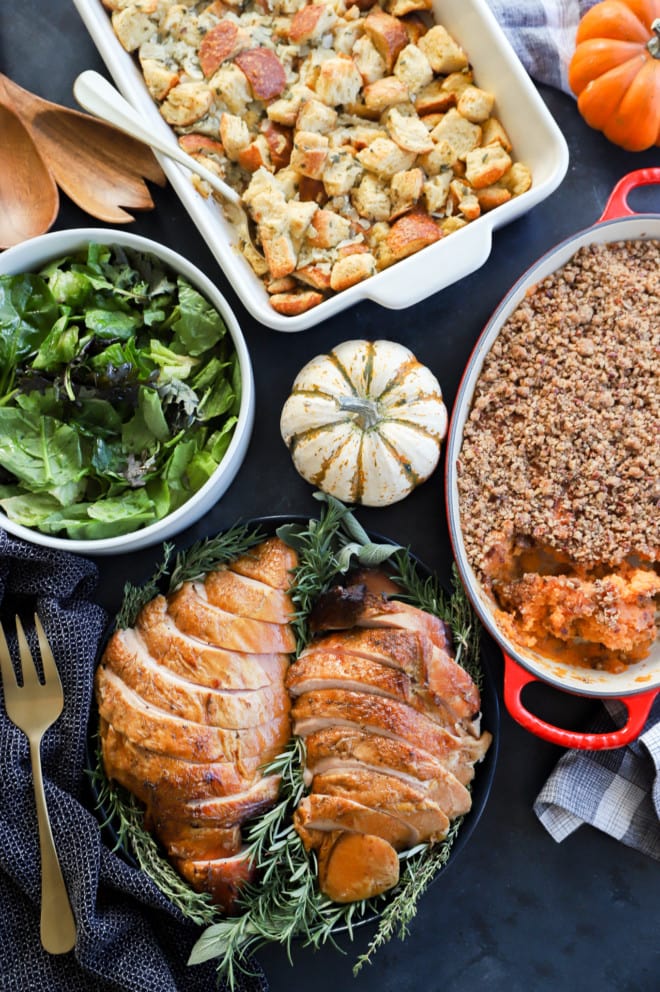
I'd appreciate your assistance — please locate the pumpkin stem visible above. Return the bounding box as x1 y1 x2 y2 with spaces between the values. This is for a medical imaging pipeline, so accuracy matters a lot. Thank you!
339 395 380 429
649 18 660 58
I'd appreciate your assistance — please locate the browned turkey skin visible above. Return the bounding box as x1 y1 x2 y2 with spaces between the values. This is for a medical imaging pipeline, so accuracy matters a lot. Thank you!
289 582 491 904
95 537 298 913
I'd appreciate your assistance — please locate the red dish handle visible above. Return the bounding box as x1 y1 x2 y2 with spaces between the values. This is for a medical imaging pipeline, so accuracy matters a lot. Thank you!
599 167 660 222
503 654 657 750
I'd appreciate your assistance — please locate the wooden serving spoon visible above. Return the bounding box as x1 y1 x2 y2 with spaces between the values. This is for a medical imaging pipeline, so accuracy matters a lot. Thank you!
0 79 59 248
0 73 166 224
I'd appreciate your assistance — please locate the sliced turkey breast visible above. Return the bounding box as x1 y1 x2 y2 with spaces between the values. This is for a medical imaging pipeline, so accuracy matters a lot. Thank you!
168 581 296 654
311 769 450 842
204 567 294 623
96 665 290 764
227 536 297 590
317 831 400 904
300 627 481 729
100 722 263 804
154 821 242 861
286 648 467 735
174 847 256 913
103 627 289 729
292 688 489 784
303 726 472 818
137 595 289 691
295 793 435 851
309 585 453 653
151 775 281 826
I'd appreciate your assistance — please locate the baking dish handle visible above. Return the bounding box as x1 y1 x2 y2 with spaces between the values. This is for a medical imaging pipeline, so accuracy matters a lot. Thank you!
503 653 657 750
364 220 493 310
599 167 660 221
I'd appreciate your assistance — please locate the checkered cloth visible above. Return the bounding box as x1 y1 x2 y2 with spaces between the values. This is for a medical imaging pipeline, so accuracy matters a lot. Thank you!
487 0 598 92
0 531 267 992
534 700 660 860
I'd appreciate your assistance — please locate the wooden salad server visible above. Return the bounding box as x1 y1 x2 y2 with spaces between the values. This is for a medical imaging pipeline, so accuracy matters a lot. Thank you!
0 72 166 224
0 79 59 248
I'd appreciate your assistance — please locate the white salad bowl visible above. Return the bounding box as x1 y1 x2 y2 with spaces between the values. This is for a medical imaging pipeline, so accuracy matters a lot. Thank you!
0 228 255 555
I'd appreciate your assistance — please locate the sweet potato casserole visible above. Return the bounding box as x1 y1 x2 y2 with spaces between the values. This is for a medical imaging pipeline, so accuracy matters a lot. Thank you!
457 240 660 673
103 0 531 316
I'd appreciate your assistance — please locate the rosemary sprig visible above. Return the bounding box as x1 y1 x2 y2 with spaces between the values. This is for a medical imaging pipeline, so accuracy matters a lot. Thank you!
116 544 174 629
168 524 264 591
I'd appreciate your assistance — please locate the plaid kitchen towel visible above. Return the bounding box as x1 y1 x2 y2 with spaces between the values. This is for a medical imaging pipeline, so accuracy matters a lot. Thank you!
534 699 660 860
487 0 598 93
0 530 267 992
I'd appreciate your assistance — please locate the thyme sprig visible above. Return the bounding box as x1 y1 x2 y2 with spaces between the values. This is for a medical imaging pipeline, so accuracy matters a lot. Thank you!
94 493 485 989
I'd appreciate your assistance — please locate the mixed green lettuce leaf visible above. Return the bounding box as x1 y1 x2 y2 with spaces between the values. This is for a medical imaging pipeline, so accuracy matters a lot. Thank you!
0 243 241 540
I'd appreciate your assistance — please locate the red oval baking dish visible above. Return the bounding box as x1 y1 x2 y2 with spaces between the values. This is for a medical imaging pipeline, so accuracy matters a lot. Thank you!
445 167 659 751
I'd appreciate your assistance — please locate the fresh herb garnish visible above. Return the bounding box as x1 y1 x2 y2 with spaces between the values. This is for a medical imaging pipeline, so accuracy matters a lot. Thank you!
92 495 484 987
0 243 240 540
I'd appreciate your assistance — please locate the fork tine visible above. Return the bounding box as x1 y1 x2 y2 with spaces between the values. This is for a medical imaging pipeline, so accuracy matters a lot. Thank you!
34 614 62 691
0 621 18 691
15 615 40 688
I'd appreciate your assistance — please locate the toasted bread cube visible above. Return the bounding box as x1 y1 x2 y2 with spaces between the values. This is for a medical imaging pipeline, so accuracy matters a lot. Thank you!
267 84 317 126
220 112 251 161
112 8 155 51
351 173 392 221
387 107 434 154
209 63 253 114
198 21 251 77
307 209 352 248
353 35 387 85
418 25 468 74
390 167 424 219
333 19 365 55
315 56 364 107
323 149 363 196
364 7 409 72
262 231 298 279
140 58 179 101
417 138 458 176
178 134 224 157
235 48 287 102
481 116 513 152
330 251 376 291
267 276 297 294
260 119 293 169
385 0 432 15
393 44 433 94
449 179 481 220
499 161 532 196
160 82 213 126
376 210 441 267
457 85 495 124
402 13 428 45
414 79 457 116
464 144 512 189
363 76 409 111
294 263 333 290
430 109 482 160
440 214 468 234
243 167 287 222
270 289 324 315
423 171 452 214
291 130 330 179
238 135 273 172
289 2 337 42
475 184 512 211
286 200 319 243
297 99 338 134
357 137 416 179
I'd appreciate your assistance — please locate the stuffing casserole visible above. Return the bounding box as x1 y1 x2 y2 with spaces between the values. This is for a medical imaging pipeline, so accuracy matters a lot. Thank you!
103 0 532 316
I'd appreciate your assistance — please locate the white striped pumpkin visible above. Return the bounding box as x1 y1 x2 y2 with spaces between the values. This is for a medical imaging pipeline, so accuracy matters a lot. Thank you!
280 339 447 507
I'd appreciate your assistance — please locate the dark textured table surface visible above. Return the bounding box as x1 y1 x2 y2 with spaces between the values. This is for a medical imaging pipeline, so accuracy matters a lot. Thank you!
2 3 659 991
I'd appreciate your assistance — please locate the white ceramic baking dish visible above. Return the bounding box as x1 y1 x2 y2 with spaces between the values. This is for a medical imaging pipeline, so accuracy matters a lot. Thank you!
73 0 568 331
446 169 660 750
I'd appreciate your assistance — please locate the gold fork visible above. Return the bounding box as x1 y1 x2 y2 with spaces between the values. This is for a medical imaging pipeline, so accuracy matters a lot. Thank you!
0 614 76 954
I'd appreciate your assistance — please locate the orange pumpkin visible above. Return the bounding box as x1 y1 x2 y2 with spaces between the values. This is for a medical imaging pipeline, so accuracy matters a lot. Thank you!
568 0 660 151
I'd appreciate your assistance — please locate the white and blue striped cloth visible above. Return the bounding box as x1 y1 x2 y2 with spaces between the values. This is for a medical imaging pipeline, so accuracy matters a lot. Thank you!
534 700 660 861
487 0 598 92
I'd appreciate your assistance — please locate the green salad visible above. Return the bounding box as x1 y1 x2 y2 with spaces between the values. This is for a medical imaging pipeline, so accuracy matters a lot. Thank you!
0 243 241 540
